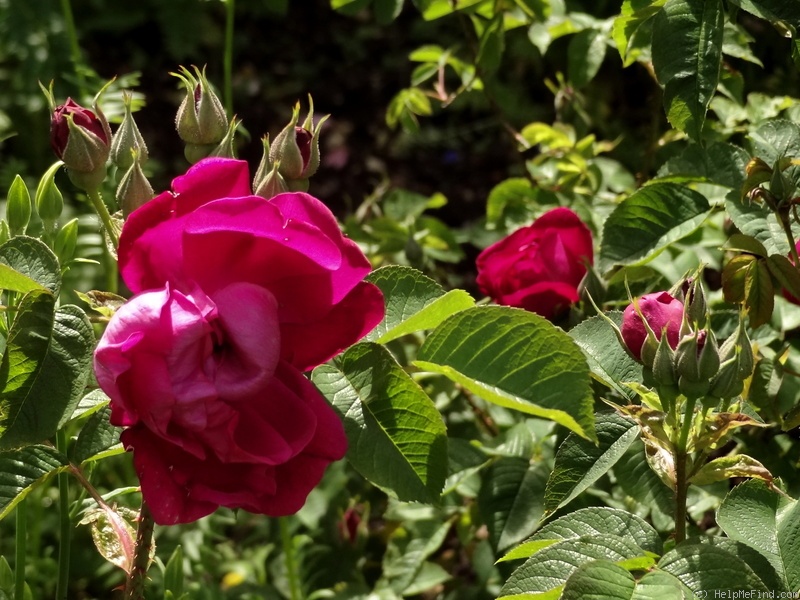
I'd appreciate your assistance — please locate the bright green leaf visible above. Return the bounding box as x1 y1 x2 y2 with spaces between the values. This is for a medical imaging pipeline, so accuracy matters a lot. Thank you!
499 506 662 563
415 306 596 441
499 535 655 598
612 0 665 66
312 342 448 503
365 265 474 343
690 454 772 485
744 258 774 329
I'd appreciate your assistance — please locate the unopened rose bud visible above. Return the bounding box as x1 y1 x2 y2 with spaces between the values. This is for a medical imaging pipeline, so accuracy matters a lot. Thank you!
269 97 328 188
35 161 65 230
6 175 31 236
709 320 754 399
173 65 227 163
675 329 719 395
54 217 79 263
621 292 684 362
111 93 148 171
651 333 677 386
116 150 154 218
684 277 708 329
49 95 112 193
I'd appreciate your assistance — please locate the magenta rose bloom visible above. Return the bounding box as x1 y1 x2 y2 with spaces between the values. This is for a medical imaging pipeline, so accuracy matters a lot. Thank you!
94 158 384 525
621 291 684 361
475 207 593 319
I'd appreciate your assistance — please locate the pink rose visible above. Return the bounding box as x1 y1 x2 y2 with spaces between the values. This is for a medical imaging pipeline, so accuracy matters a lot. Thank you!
94 158 384 525
621 291 684 361
475 207 593 319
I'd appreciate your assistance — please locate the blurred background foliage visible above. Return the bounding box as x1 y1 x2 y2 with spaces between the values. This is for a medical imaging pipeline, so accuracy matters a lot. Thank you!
2 0 800 598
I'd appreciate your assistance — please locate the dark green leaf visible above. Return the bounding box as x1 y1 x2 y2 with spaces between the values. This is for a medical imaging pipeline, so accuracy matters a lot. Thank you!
478 457 548 551
569 311 643 400
652 0 724 141
561 560 636 600
544 412 639 513
374 0 404 23
476 14 504 74
599 182 711 273
744 258 774 329
658 543 770 595
415 306 595 441
567 28 607 88
0 236 60 296
312 342 448 503
0 444 69 520
658 142 750 189
73 406 121 464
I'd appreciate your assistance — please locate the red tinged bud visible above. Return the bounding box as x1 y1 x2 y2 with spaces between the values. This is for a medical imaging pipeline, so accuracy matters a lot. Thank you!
621 292 684 362
50 98 109 159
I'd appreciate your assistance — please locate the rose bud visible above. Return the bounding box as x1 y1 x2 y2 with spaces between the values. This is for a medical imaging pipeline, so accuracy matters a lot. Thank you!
173 65 228 163
50 97 111 192
269 97 328 191
116 150 154 218
475 207 593 319
111 92 148 171
621 292 684 362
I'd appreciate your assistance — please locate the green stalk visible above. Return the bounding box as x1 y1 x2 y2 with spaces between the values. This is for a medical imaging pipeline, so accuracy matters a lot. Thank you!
779 212 800 267
14 500 26 600
279 517 302 600
223 0 235 117
56 429 71 600
59 0 86 98
673 395 698 544
86 188 119 250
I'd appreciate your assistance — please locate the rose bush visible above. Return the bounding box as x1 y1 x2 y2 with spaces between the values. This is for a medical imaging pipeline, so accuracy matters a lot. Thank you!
621 291 684 361
475 207 593 319
94 157 384 525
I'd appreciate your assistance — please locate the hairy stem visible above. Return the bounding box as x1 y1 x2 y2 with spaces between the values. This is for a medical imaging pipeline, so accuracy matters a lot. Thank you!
56 430 71 600
280 517 302 600
673 395 697 544
124 502 155 600
86 188 119 250
780 212 800 267
14 500 26 600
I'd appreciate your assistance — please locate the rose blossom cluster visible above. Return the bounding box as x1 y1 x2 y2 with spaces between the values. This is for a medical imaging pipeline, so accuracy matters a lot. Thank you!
93 158 384 525
475 207 594 319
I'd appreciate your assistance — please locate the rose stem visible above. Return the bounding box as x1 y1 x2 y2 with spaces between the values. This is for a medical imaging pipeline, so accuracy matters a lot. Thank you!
86 188 119 250
673 395 697 544
279 517 303 600
124 501 155 600
14 499 26 600
55 429 71 600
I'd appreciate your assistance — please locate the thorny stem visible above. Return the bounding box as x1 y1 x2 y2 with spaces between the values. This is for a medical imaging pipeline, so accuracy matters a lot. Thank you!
124 502 155 600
